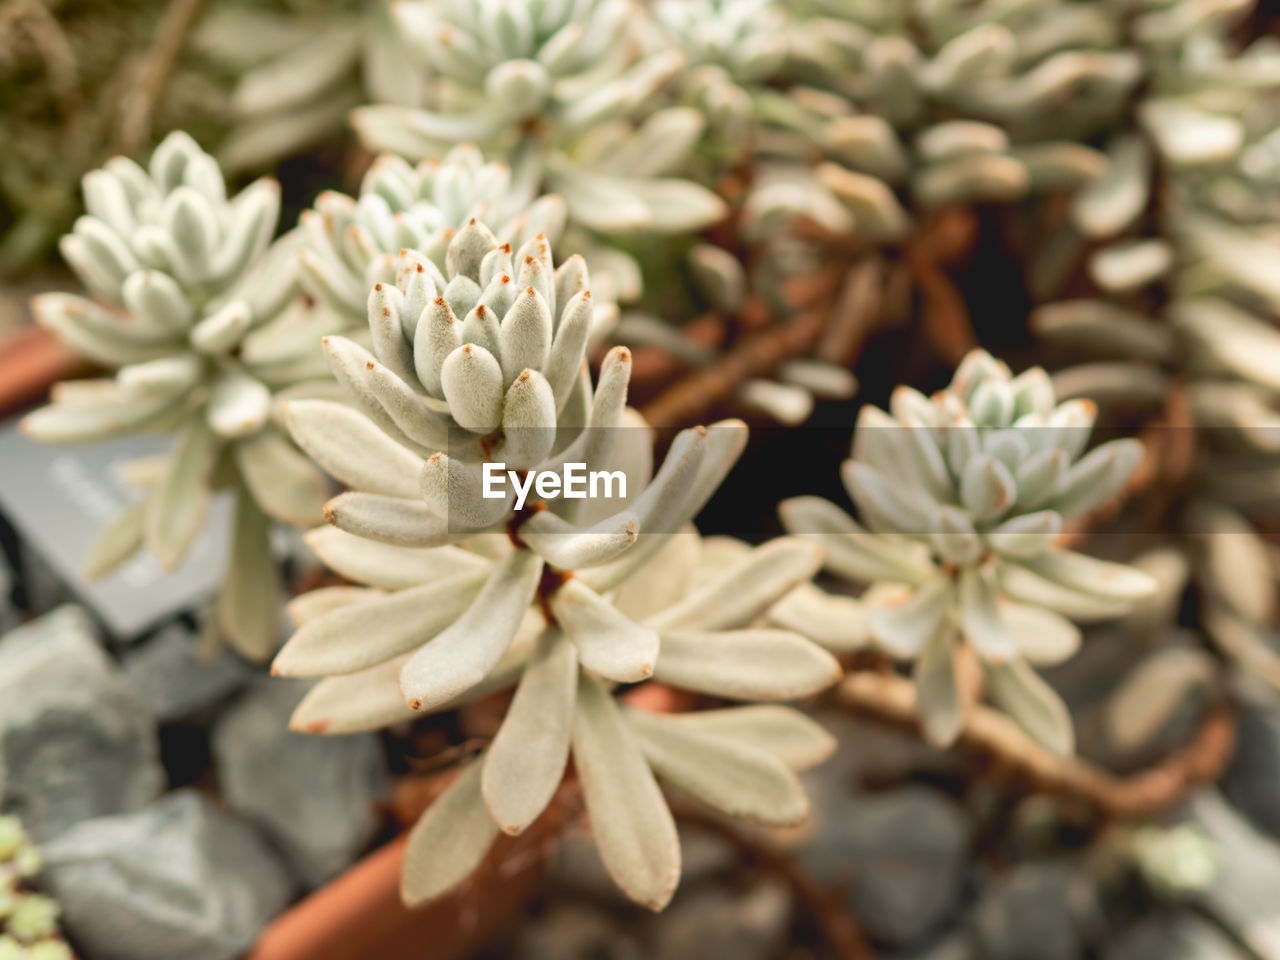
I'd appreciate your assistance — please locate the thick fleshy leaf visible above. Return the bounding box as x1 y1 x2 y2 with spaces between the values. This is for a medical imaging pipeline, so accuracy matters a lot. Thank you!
303 527 490 590
401 759 500 907
420 453 514 530
400 549 543 711
986 659 1075 755
285 586 382 626
646 538 824 632
285 399 424 498
778 495 935 584
625 707 809 827
655 705 836 771
998 564 1132 621
867 577 953 659
1001 602 1081 666
1103 648 1218 755
322 491 455 547
482 628 578 835
572 673 680 911
1188 502 1275 626
914 625 964 748
766 582 869 652
146 419 219 570
234 428 330 527
21 389 176 442
959 567 1018 663
549 578 658 683
83 501 145 581
1049 439 1144 519
1018 550 1157 602
273 570 489 676
207 370 271 439
610 531 700 625
654 629 841 700
517 508 639 570
217 486 282 661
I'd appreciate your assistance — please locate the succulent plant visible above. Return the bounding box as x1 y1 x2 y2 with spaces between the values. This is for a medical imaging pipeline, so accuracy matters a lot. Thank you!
0 817 72 960
272 222 841 909
1030 9 1280 689
193 0 424 174
349 0 728 291
778 348 1157 752
21 131 335 660
649 0 790 156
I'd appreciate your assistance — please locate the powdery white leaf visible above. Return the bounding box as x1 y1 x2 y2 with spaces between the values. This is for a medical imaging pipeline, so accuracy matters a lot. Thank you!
610 531 700 625
867 578 953 659
83 501 145 581
959 567 1018 663
322 491 456 547
234 428 330 527
1001 602 1081 666
400 549 544 711
146 419 219 570
654 705 836 771
778 495 935 584
517 509 639 570
1104 647 1218 755
286 586 383 627
572 673 680 912
646 538 824 632
302 527 489 589
273 570 489 677
401 759 500 907
419 453 514 530
998 564 1133 621
285 400 425 498
986 658 1075 756
1018 550 1158 602
625 707 809 827
217 487 282 661
549 578 658 683
767 582 869 652
914 625 964 748
654 629 841 701
21 389 176 443
482 628 578 835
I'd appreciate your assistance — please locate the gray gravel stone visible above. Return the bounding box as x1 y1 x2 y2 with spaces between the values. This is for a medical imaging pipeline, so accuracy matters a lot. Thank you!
1223 706 1280 839
123 623 251 722
652 879 791 960
972 861 1100 960
0 606 164 842
41 789 293 960
1103 912 1250 960
212 678 389 888
513 902 643 960
801 786 972 948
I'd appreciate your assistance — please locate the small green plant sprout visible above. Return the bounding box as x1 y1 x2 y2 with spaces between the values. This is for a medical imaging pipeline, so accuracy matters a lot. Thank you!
21 132 334 660
778 348 1157 753
272 223 841 911
0 816 72 960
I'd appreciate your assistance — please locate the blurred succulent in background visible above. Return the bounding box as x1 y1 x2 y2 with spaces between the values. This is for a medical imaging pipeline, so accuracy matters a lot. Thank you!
271 222 841 909
778 348 1156 752
649 0 790 162
0 816 71 960
349 0 728 302
193 0 424 174
21 132 336 661
1031 7 1280 690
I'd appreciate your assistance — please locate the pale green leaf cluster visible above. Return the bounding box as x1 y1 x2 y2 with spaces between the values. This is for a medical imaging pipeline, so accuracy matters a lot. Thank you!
21 133 333 660
779 348 1157 752
0 817 71 960
274 224 841 909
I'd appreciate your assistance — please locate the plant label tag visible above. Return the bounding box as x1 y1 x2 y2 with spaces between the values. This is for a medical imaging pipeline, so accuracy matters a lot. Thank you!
0 418 231 639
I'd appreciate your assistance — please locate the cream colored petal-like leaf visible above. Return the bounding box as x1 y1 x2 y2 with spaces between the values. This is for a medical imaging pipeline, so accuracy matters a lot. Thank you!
654 705 836 770
778 495 935 584
1001 602 1081 666
867 578 953 659
986 658 1075 756
322 491 458 547
654 629 841 701
235 428 330 527
625 707 809 827
83 500 145 581
482 628 578 836
767 582 869 652
274 570 489 677
285 586 382 626
401 759 500 907
610 530 700 624
1017 550 1157 602
285 399 425 498
217 487 283 661
549 578 658 683
146 419 219 570
572 673 680 911
914 624 964 748
302 527 489 589
400 549 543 711
645 538 824 632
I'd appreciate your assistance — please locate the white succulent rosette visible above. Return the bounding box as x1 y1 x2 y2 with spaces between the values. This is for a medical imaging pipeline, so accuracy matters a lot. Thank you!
21 132 334 660
194 0 425 174
272 224 840 910
651 0 790 148
349 0 728 267
778 349 1157 752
